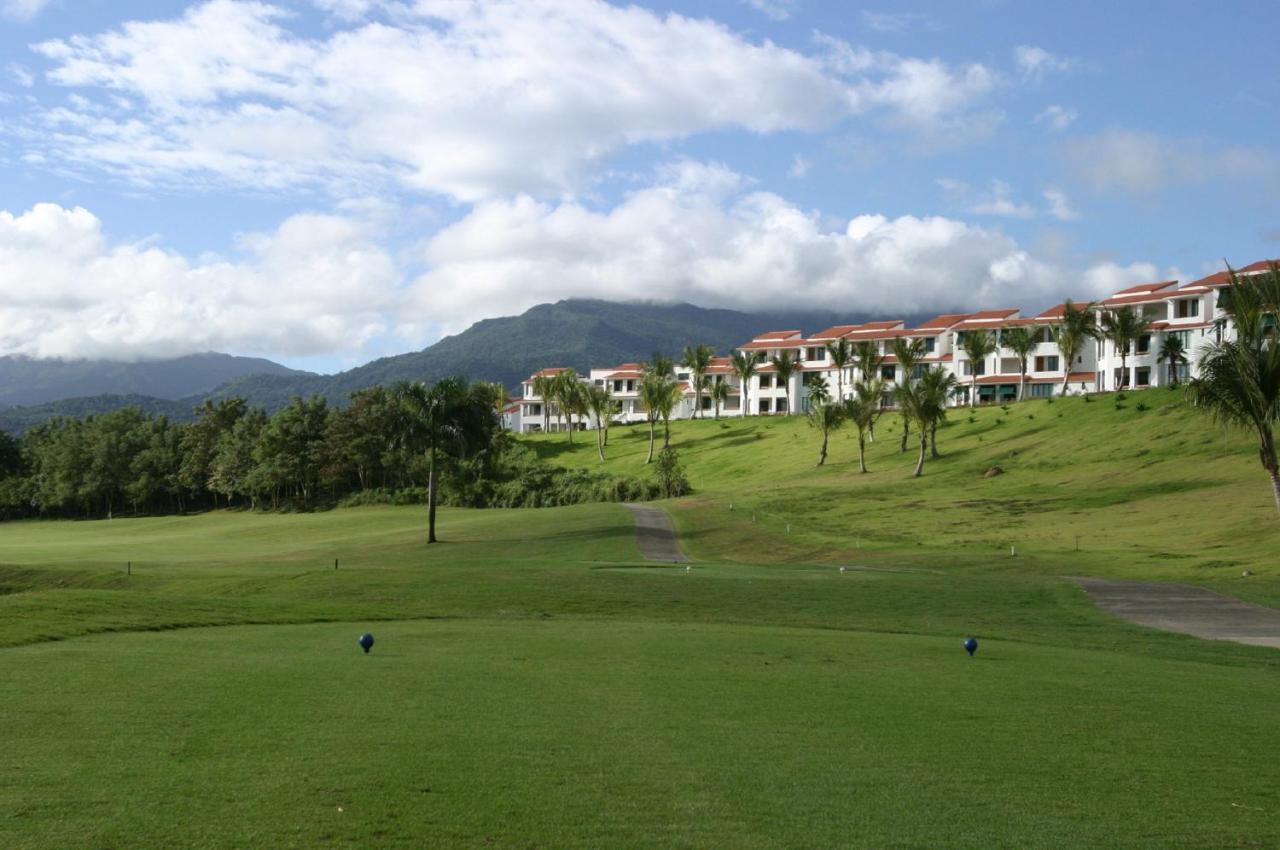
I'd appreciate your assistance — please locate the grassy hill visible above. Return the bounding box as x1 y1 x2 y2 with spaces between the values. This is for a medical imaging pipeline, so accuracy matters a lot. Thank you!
2 388 1279 848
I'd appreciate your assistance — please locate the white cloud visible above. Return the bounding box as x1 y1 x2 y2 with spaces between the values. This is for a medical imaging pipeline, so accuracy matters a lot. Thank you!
969 179 1035 218
1081 261 1167 296
404 161 1096 336
0 203 399 360
1042 187 1078 221
1064 129 1280 195
1013 45 1074 80
27 1 1004 201
1 0 52 22
1034 104 1077 131
740 0 796 21
789 154 811 178
861 11 935 33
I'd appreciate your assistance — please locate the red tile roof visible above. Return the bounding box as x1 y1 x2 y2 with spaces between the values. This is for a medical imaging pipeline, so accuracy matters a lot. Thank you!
1185 261 1278 289
916 312 971 329
752 330 803 340
1035 300 1092 319
1113 280 1179 296
527 367 570 380
1100 292 1175 307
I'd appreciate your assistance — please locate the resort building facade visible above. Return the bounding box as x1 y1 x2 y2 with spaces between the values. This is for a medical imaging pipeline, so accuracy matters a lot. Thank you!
517 262 1274 432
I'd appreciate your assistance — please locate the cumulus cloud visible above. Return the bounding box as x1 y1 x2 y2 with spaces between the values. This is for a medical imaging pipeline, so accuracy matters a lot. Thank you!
740 0 797 21
1013 45 1075 80
1042 187 1078 221
969 179 1036 218
1035 104 1077 131
1064 129 1280 196
1 0 52 22
404 161 1104 336
861 11 935 33
0 203 399 360
25 0 1004 201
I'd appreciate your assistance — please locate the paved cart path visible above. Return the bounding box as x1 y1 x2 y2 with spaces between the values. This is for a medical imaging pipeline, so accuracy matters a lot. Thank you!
1075 577 1280 649
622 504 690 563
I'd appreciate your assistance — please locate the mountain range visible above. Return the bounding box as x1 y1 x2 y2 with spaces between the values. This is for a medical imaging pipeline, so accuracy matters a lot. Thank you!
0 299 922 432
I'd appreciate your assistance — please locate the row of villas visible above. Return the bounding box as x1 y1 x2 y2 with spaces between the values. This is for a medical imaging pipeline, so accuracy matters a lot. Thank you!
511 261 1275 432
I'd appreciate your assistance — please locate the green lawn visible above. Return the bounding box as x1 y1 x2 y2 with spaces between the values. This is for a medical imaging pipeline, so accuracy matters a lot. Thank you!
3 392 1280 848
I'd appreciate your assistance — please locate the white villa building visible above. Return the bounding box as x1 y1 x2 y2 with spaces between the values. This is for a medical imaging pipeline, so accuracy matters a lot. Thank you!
516 261 1275 433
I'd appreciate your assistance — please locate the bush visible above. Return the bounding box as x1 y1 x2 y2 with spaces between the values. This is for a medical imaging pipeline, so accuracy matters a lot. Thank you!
654 446 691 498
1135 401 1149 412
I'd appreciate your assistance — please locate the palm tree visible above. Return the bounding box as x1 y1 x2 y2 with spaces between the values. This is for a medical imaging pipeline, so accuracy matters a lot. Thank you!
806 374 831 407
531 373 556 432
1100 305 1153 390
1053 300 1099 396
825 338 854 401
1158 334 1188 386
808 399 846 466
960 330 997 409
682 344 715 418
639 366 681 463
1001 326 1037 401
846 378 884 473
710 377 730 420
891 337 926 452
898 367 951 477
770 350 800 415
730 351 757 417
584 384 613 462
1186 263 1280 513
392 378 495 544
918 366 958 459
553 369 585 442
852 341 885 441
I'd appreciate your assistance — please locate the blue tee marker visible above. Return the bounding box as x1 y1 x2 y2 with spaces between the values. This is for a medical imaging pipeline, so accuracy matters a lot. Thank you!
964 637 978 657
358 633 375 654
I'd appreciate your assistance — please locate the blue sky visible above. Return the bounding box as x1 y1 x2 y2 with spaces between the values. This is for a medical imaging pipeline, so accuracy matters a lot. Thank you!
2 0 1277 373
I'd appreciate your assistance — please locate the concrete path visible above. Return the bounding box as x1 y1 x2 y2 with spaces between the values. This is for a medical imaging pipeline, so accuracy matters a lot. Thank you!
622 503 690 563
1075 577 1280 649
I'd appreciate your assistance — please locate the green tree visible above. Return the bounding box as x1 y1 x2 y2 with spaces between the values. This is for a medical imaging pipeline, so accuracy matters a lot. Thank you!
1158 334 1188 387
639 364 680 464
1101 305 1153 390
890 337 926 452
531 373 557 433
1001 326 1038 401
898 367 952 477
552 369 586 441
918 366 958 459
769 350 800 415
710 377 730 420
730 351 757 417
825 338 854 401
808 399 846 466
960 330 997 409
179 397 247 508
1053 300 1099 396
845 378 884 474
852 341 884 439
682 344 715 418
584 383 614 462
1186 263 1280 513
806 374 830 407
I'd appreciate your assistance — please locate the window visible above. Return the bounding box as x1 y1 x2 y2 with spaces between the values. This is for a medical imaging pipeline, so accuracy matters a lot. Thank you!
1034 355 1060 372
758 374 773 388
1136 367 1151 386
627 379 635 392
754 351 768 363
701 396 712 409
1030 383 1054 398
1136 334 1151 355
964 360 986 377
802 371 819 385
880 365 896 381
758 398 772 413
677 371 690 381
912 365 926 379
613 380 623 392
1176 299 1200 318
776 397 788 414
806 346 826 361
1035 326 1053 343
923 337 936 353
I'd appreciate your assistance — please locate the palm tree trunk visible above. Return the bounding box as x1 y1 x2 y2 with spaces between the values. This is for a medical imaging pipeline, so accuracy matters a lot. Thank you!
913 430 927 477
930 421 939 459
970 375 977 409
596 425 605 462
900 414 909 453
646 418 656 464
858 432 868 473
1259 428 1280 515
818 429 828 466
663 415 671 448
427 444 438 544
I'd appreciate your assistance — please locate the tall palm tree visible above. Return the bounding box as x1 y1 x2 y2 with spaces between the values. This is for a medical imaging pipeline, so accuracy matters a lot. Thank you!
710 377 730 420
808 399 846 466
918 366 958 459
639 365 681 463
1158 334 1188 386
806 374 831 407
553 369 585 442
682 343 715 418
584 384 613 462
1001 326 1037 401
770 350 800 415
891 337 926 452
825 338 854 401
960 330 997 409
730 351 757 417
853 341 885 440
1187 263 1280 513
846 378 884 473
1053 300 1099 396
531 373 556 432
898 367 951 477
1100 305 1153 390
